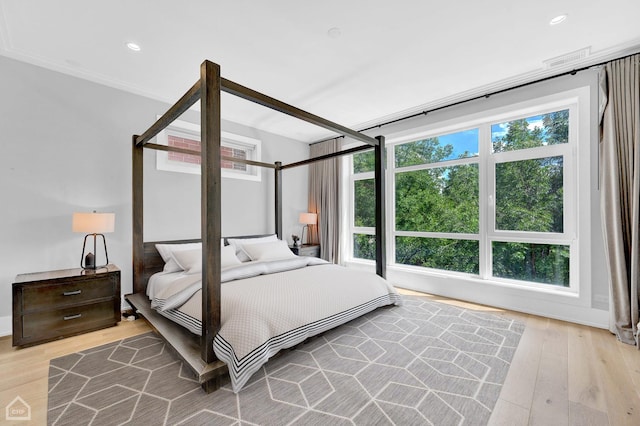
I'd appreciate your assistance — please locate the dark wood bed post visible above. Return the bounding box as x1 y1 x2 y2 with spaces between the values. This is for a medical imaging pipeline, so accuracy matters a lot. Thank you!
374 135 386 278
275 161 283 239
132 134 144 293
200 60 222 364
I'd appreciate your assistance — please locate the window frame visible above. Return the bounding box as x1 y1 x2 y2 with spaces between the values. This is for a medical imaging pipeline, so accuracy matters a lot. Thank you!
349 167 376 260
155 118 262 181
344 87 590 298
485 104 577 290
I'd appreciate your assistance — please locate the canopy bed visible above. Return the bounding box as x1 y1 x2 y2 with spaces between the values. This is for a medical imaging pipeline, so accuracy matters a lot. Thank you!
126 60 392 393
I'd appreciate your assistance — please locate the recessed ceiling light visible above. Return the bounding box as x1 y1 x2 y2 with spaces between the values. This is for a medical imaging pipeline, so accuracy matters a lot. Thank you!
327 27 342 39
549 14 567 26
126 42 141 51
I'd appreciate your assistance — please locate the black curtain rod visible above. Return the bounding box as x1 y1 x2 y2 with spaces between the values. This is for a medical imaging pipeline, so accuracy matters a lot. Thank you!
312 49 640 146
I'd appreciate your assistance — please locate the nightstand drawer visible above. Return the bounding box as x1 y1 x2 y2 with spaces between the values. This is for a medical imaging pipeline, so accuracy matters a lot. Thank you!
22 300 116 339
294 245 320 257
20 276 115 312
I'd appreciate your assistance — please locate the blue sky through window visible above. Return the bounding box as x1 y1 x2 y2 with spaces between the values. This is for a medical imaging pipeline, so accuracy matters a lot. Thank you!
491 114 547 142
439 128 479 160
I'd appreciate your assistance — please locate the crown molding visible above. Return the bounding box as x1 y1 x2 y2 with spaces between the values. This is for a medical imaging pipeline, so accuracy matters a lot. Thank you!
351 39 640 135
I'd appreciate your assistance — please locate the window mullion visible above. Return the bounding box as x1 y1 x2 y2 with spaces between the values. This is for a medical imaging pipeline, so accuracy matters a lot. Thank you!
348 94 580 290
479 123 492 280
388 145 396 265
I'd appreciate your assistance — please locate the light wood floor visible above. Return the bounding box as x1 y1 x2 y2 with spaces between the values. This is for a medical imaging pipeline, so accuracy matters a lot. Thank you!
1 289 638 425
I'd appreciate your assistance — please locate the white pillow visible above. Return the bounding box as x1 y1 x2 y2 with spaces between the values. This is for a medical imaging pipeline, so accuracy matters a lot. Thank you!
156 242 202 273
171 248 202 275
221 244 242 269
170 245 241 275
242 239 296 262
227 235 278 262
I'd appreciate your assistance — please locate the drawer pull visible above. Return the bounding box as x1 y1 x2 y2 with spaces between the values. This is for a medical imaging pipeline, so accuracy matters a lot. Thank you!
63 290 82 296
63 314 82 321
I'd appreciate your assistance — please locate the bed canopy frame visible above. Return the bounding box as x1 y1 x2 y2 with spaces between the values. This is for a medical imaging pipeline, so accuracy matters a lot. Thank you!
129 60 386 392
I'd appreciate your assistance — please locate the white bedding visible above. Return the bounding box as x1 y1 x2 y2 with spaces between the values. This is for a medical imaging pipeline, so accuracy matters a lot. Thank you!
147 270 184 300
149 258 401 392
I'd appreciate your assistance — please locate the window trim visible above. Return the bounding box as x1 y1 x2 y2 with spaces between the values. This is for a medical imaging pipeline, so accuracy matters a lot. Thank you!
155 118 262 182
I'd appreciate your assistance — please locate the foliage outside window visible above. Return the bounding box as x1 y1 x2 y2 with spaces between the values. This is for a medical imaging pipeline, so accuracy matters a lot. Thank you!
352 151 376 261
393 129 480 275
348 106 576 290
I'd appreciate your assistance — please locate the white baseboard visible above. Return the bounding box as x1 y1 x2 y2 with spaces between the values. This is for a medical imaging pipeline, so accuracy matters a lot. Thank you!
346 261 610 329
389 269 609 329
0 315 11 337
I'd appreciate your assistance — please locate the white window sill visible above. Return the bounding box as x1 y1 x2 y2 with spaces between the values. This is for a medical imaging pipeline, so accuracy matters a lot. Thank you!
344 259 608 328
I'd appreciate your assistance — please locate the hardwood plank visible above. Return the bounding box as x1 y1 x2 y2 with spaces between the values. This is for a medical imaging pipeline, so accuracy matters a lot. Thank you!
487 398 530 426
529 349 569 426
499 316 546 409
0 376 48 425
568 401 609 426
542 318 568 358
567 323 608 412
527 317 569 425
618 334 640 400
0 319 150 422
591 327 640 426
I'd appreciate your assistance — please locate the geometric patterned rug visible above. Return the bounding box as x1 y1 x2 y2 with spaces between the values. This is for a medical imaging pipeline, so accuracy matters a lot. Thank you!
48 295 524 425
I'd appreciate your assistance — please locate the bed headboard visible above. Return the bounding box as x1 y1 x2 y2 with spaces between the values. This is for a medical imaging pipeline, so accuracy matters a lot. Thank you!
140 238 200 292
136 234 275 294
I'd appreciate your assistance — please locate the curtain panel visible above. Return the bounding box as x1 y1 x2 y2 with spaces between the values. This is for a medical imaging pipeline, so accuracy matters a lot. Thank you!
599 53 640 347
309 139 341 263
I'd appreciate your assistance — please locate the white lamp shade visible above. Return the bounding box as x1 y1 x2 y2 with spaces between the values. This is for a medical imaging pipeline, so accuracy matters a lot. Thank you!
299 212 317 225
72 212 115 234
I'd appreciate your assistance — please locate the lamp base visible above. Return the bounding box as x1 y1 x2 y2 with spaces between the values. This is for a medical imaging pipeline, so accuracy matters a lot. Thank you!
80 233 110 269
84 252 95 269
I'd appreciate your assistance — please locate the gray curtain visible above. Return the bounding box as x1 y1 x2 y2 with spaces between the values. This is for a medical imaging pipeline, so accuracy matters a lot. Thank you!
309 138 341 262
599 53 640 347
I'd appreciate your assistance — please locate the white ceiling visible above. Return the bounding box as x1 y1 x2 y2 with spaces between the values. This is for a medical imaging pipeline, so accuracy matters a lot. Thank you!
1 0 639 142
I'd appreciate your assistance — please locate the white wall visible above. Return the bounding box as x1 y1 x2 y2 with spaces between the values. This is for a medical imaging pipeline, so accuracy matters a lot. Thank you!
0 56 309 335
348 69 610 328
142 118 308 241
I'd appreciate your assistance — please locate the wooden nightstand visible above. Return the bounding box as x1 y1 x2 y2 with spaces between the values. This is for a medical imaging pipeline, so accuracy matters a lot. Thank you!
12 264 121 347
290 244 321 258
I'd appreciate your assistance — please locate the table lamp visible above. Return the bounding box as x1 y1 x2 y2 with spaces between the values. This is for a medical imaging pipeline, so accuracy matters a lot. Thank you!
72 211 115 269
299 212 317 245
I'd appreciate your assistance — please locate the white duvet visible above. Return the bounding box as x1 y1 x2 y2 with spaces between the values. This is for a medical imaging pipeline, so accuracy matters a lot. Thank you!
150 258 401 392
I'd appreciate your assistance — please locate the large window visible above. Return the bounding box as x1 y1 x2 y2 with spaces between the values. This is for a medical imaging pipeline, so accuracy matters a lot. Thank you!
347 98 579 291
